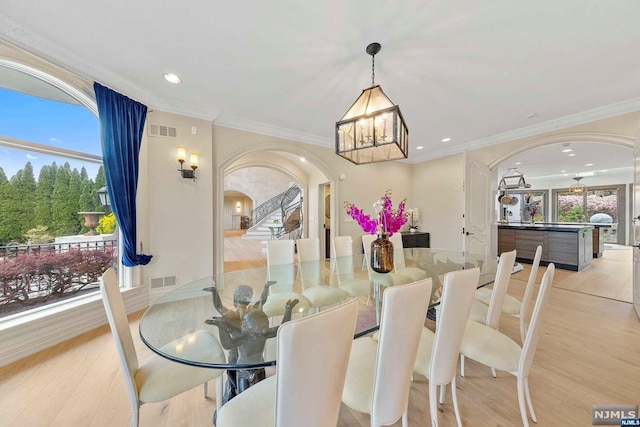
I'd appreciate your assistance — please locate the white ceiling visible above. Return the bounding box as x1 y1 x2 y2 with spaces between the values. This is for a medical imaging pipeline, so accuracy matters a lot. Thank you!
497 141 633 181
1 1 640 164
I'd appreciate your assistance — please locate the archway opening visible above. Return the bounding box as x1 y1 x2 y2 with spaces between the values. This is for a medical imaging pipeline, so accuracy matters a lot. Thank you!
220 149 331 272
493 139 633 303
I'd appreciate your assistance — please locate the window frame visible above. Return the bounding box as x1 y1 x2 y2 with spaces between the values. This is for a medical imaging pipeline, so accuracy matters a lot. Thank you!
0 60 126 319
552 183 626 244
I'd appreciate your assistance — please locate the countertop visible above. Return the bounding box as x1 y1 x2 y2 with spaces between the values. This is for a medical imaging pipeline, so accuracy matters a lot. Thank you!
498 223 594 232
535 222 611 228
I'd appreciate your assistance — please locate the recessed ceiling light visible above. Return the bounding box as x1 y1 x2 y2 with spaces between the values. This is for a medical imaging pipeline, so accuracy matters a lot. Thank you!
568 153 576 157
515 162 521 165
163 73 182 84
300 157 306 162
601 169 609 172
416 146 424 150
441 137 451 143
563 173 569 176
560 170 566 173
562 149 573 153
585 163 594 166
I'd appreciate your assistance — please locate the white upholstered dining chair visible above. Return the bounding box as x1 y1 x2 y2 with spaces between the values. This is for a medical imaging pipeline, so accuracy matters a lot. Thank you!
459 264 555 427
388 232 429 281
341 279 432 427
473 245 542 343
100 268 225 427
263 239 311 317
216 299 359 427
412 267 480 427
462 249 517 377
331 235 371 298
296 237 349 310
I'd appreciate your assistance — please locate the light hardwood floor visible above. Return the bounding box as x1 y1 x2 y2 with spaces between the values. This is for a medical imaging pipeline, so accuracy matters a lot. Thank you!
1 236 638 426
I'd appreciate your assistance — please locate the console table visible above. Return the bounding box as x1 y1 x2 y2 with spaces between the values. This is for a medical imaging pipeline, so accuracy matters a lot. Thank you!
401 231 430 248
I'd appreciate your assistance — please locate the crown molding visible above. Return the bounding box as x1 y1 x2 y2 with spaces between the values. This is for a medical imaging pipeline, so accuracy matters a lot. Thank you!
410 97 640 164
213 114 333 148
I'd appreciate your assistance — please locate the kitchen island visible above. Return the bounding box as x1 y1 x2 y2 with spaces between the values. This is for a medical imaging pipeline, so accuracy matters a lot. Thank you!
498 223 594 271
533 222 611 258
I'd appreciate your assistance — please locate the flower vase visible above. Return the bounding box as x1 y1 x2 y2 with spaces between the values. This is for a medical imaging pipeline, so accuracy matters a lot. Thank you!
371 233 394 273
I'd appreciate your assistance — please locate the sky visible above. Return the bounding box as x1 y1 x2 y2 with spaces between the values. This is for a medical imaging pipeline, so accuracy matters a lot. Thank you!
0 87 102 180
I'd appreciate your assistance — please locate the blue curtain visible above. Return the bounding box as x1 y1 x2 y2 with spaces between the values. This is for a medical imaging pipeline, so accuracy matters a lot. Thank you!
94 82 152 266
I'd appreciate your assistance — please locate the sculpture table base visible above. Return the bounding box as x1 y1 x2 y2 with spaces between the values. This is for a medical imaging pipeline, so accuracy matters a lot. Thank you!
213 368 267 426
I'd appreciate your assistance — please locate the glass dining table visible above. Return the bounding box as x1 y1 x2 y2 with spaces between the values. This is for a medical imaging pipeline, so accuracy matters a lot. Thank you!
139 247 516 407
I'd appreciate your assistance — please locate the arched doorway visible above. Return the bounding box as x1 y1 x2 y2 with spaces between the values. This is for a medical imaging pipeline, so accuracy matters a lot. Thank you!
216 147 336 272
488 133 634 303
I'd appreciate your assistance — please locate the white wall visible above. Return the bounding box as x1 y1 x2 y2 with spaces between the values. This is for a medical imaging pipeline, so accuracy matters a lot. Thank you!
225 167 294 206
411 153 464 251
137 110 214 287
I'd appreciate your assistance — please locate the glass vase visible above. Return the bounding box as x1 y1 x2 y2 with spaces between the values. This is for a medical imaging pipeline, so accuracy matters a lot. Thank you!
371 233 394 273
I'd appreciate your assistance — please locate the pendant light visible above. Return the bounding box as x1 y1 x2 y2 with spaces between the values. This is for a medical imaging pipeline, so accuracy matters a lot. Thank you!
569 175 587 195
335 43 409 164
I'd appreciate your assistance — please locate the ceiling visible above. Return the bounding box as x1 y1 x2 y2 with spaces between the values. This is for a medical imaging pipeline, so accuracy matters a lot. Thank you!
497 141 633 181
1 1 640 164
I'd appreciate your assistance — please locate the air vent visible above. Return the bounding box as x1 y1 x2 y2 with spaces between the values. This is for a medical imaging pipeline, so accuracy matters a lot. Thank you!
149 275 177 288
148 123 178 138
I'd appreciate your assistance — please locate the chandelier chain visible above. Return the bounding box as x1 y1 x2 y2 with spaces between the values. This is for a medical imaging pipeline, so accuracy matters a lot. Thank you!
371 54 375 87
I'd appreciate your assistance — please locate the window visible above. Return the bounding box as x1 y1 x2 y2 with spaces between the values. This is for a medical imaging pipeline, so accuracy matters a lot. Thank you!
499 190 548 223
0 66 116 318
553 184 625 244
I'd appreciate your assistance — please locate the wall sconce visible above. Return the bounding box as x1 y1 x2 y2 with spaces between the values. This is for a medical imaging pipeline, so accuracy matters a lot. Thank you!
177 146 198 181
236 201 242 212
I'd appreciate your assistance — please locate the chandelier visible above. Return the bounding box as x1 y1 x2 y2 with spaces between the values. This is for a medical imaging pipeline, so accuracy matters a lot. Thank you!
569 176 587 195
335 43 408 165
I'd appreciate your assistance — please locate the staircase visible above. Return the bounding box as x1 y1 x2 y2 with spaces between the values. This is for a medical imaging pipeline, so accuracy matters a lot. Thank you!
241 212 283 240
242 184 303 241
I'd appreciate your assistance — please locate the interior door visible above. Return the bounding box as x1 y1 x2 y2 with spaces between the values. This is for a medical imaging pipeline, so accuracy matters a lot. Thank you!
633 118 640 319
463 151 491 256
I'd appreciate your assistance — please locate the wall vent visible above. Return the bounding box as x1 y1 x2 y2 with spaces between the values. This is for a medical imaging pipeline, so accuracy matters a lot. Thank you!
148 123 178 138
149 275 177 288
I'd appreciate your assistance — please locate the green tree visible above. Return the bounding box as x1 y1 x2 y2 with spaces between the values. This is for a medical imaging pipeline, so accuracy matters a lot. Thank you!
559 206 585 222
79 179 95 212
52 163 80 235
0 163 38 244
69 168 82 232
94 165 105 190
0 167 9 245
0 178 23 244
93 165 106 210
35 165 55 229
17 162 37 235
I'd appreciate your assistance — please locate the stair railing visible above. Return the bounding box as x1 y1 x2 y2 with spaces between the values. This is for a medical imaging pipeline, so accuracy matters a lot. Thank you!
249 184 301 228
